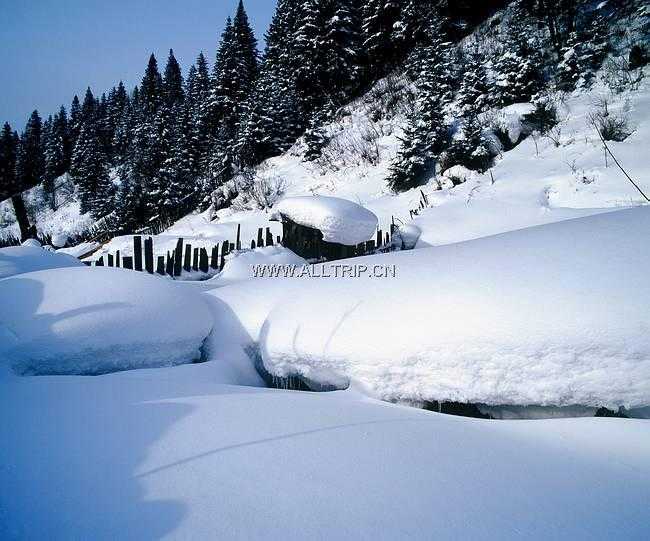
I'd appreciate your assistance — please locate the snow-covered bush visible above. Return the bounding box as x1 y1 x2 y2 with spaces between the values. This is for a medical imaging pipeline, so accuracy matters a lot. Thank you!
590 95 634 142
360 73 414 123
211 165 287 212
522 94 560 136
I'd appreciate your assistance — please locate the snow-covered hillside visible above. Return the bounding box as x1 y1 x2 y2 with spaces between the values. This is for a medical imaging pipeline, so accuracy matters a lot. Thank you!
73 64 650 266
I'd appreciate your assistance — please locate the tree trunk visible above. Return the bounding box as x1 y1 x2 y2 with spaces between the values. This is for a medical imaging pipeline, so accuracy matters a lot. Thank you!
11 193 34 241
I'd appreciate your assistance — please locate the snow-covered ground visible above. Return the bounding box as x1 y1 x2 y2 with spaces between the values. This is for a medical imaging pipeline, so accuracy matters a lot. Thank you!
1 366 649 540
255 207 650 410
1 39 650 541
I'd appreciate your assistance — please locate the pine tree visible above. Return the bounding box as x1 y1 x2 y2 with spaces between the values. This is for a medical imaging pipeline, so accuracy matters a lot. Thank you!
140 53 164 114
362 0 404 76
43 113 66 209
70 118 113 217
16 110 44 191
206 2 259 190
69 95 82 151
321 0 363 101
237 0 302 165
458 44 490 114
303 103 333 161
106 82 129 163
492 30 544 106
53 105 72 173
448 111 492 173
0 122 19 200
81 87 97 125
163 49 185 107
388 33 451 192
1 123 33 239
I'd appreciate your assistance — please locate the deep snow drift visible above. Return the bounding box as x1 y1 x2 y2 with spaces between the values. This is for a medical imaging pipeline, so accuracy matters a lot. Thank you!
0 245 83 280
257 207 650 409
0 267 213 376
1 367 649 541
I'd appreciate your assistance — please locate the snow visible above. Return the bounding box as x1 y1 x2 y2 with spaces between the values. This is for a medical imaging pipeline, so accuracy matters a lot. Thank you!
1 371 649 540
271 195 379 245
57 240 101 258
0 245 83 280
51 232 68 248
259 208 650 409
21 238 41 247
208 246 306 287
0 267 213 376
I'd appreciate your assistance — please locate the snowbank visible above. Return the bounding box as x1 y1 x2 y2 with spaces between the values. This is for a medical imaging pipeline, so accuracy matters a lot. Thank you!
0 245 83 280
272 196 378 245
1 374 649 540
260 208 650 408
210 245 306 287
0 267 213 376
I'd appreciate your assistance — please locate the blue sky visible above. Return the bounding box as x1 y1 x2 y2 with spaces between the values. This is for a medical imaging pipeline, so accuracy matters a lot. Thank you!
0 0 275 131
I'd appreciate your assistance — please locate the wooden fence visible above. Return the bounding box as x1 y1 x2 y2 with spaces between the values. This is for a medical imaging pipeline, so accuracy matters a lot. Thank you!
87 224 279 278
86 220 402 278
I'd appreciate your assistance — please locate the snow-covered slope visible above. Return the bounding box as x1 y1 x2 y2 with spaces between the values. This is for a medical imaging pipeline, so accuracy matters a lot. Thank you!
209 207 650 410
92 66 650 264
1 368 649 540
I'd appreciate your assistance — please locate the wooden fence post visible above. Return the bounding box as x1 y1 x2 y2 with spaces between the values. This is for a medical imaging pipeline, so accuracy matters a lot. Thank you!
251 240 256 249
192 248 199 272
133 236 143 271
183 244 192 273
165 253 174 276
157 256 165 275
199 248 209 273
144 237 154 273
266 228 273 246
376 229 382 248
220 240 229 270
210 246 219 270
96 256 105 266
174 238 183 277
107 254 114 267
236 224 241 251
257 228 264 248
123 256 133 270
116 250 121 268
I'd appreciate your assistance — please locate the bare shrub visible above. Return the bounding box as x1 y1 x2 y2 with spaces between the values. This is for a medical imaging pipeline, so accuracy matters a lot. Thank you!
361 73 415 123
602 55 645 92
590 96 633 142
318 119 381 170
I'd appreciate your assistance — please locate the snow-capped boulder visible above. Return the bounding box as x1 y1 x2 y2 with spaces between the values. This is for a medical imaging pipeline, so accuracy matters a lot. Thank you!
271 196 378 246
391 224 422 250
21 238 41 248
51 233 68 248
214 246 306 286
0 245 83 280
0 267 213 376
259 207 650 410
442 165 476 185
